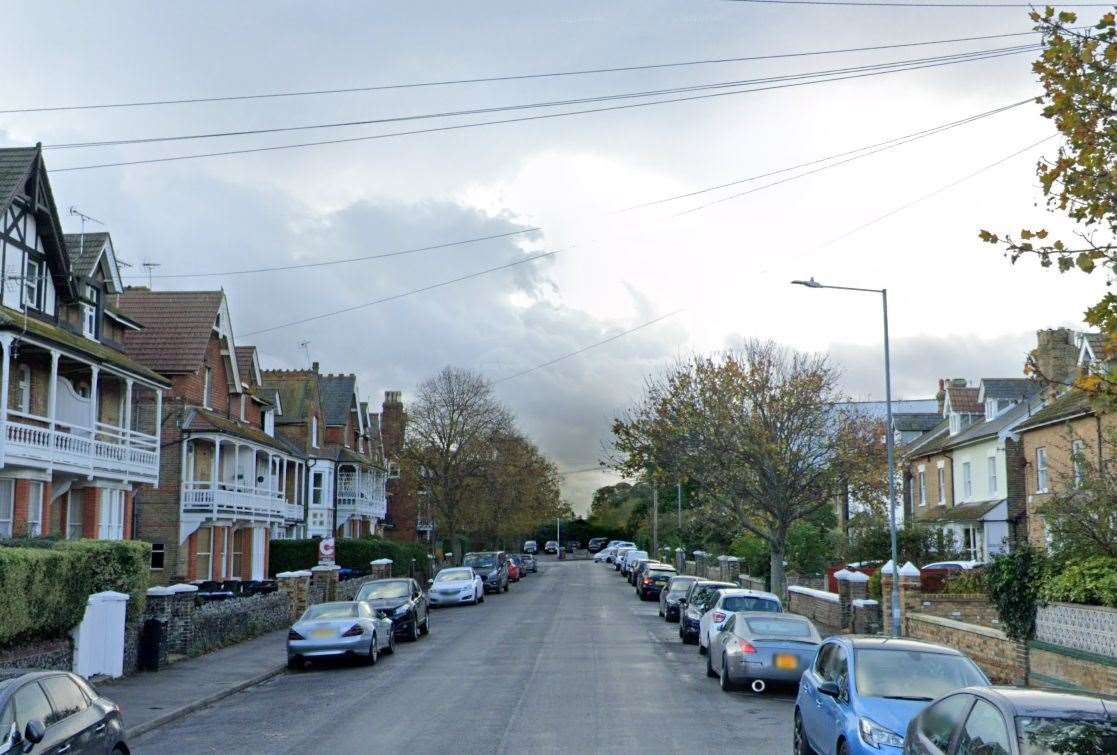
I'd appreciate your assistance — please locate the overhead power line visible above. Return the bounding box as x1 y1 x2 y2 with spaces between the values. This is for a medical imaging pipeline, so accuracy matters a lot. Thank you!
241 251 557 337
0 29 1046 116
727 0 1111 7
53 44 1033 172
125 96 1032 280
557 465 610 477
492 310 685 384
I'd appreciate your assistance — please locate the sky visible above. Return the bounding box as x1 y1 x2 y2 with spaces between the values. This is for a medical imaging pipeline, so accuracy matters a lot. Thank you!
2 1 1108 512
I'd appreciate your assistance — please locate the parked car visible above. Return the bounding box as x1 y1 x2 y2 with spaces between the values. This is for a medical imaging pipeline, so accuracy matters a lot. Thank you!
636 564 677 600
594 547 613 563
523 540 538 554
356 577 431 641
920 561 982 572
566 540 581 551
621 550 648 578
613 547 636 571
794 636 989 755
632 559 671 587
508 556 523 582
627 556 655 585
521 553 538 573
287 601 395 669
904 686 1117 755
698 589 783 655
0 670 128 755
708 612 821 692
660 575 700 621
544 540 560 554
679 581 736 645
427 567 484 607
588 537 609 552
463 551 510 594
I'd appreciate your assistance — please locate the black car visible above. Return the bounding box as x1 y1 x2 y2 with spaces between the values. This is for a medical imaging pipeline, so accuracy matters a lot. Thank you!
566 540 581 552
678 580 735 645
521 553 538 573
587 537 609 553
904 686 1117 755
356 578 430 641
0 670 127 755
659 575 700 621
636 565 677 601
463 551 510 594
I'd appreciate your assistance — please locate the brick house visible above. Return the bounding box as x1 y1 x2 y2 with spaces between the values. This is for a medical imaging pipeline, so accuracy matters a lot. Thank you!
319 373 386 537
903 378 1039 560
0 146 169 542
380 390 421 542
116 289 306 582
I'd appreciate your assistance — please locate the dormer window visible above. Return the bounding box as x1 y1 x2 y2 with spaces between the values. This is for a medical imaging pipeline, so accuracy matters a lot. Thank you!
949 413 961 435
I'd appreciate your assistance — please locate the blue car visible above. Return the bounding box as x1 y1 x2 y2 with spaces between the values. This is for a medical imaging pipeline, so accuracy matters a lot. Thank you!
794 636 989 755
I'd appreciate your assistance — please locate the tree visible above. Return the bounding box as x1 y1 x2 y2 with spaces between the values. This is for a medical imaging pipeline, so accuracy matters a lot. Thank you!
403 367 513 550
981 8 1117 403
611 340 881 597
1037 430 1117 560
474 432 563 549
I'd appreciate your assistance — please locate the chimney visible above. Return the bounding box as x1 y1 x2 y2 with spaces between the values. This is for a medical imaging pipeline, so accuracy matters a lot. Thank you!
936 379 947 415
311 361 319 373
385 390 402 406
381 390 404 458
1030 328 1076 399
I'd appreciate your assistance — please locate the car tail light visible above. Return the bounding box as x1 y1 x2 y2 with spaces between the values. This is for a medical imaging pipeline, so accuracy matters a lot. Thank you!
736 640 757 654
712 611 726 623
341 624 364 637
288 629 304 641
643 578 653 586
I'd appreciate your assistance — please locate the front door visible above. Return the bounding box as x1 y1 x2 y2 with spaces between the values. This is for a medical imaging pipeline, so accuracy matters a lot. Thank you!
251 527 266 580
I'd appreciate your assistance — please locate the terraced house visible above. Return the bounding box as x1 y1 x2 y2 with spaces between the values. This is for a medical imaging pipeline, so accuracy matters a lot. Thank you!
117 289 307 582
319 373 387 537
0 146 168 542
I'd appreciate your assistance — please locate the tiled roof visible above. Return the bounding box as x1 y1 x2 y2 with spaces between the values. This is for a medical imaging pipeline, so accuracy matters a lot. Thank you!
902 419 950 459
62 232 110 280
893 413 942 433
320 443 375 466
234 346 257 386
319 374 356 426
1014 390 1094 432
183 407 299 455
919 499 1005 523
0 147 37 213
0 306 169 385
263 370 317 424
980 378 1040 403
945 385 982 414
116 290 223 374
948 400 1036 449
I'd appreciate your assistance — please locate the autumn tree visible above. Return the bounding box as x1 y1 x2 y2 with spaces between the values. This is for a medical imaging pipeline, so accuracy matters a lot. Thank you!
982 7 1117 401
611 340 881 597
473 432 563 549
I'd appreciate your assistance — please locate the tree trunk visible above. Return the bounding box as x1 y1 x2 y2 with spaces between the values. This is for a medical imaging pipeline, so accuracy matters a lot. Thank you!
769 539 787 601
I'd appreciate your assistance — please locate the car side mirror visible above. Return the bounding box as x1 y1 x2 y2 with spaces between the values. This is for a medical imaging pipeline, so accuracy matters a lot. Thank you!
426 579 434 588
24 720 45 745
817 681 840 698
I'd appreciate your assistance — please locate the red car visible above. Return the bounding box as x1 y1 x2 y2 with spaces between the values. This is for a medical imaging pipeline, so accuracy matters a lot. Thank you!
507 557 522 582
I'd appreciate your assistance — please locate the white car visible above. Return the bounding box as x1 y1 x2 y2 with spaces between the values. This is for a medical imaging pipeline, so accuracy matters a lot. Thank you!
601 542 635 564
698 588 783 655
921 560 982 571
427 567 484 606
613 547 636 570
620 550 648 577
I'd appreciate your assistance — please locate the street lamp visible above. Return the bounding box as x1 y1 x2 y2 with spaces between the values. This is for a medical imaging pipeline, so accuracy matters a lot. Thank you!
792 276 902 638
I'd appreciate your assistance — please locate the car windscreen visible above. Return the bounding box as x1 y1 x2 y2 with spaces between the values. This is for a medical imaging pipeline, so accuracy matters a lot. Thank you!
722 596 780 613
744 617 814 638
628 551 647 560
647 570 674 579
302 604 358 621
1016 716 1117 755
668 579 698 594
358 581 410 599
692 588 723 609
854 649 988 700
435 570 472 583
464 555 496 568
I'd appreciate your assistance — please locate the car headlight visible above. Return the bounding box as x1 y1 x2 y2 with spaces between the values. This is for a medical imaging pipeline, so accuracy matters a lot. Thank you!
859 717 903 749
392 604 410 617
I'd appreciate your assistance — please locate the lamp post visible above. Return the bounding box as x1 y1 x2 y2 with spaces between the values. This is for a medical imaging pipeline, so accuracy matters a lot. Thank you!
791 277 901 638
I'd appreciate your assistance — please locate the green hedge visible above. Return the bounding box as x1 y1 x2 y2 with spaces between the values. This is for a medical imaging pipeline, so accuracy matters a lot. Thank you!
1043 556 1117 608
0 540 150 648
270 537 430 580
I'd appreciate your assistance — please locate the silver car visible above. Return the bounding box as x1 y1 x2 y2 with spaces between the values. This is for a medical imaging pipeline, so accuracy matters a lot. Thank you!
428 567 484 606
287 601 395 670
707 611 821 693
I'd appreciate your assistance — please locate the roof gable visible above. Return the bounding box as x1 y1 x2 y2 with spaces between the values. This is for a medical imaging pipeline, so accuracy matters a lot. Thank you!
263 369 320 424
63 232 124 293
234 345 262 387
319 374 358 426
116 289 227 374
0 146 74 300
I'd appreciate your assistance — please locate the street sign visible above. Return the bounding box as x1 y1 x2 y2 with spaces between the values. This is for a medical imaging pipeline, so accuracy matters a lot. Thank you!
318 537 336 565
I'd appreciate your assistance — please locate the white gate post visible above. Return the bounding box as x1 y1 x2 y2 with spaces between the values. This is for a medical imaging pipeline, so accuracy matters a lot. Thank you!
71 591 131 679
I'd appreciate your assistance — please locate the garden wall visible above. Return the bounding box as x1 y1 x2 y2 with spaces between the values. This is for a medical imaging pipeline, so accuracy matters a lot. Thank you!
904 613 1026 685
787 586 843 635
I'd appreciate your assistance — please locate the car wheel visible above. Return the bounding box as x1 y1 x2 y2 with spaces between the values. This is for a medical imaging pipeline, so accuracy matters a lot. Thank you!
658 605 664 617
479 592 485 603
384 632 396 655
698 636 707 655
794 711 814 755
287 656 304 671
837 741 852 755
421 613 430 636
410 617 421 642
367 635 379 665
719 655 735 691
706 651 717 678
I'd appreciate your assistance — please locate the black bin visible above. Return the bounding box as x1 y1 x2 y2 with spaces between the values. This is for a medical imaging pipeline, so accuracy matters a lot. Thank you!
138 618 166 672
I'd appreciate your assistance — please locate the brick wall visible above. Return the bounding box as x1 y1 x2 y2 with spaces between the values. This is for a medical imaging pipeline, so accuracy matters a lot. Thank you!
135 403 187 583
787 587 843 636
905 613 1027 685
1029 642 1117 695
914 593 1001 628
1003 436 1028 549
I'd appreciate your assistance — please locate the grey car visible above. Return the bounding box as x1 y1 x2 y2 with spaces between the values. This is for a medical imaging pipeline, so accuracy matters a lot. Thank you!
287 601 395 670
660 575 699 621
521 553 538 573
708 611 821 692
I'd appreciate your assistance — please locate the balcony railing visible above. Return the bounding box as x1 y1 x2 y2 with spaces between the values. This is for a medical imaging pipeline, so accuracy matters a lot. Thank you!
4 413 159 482
181 482 296 524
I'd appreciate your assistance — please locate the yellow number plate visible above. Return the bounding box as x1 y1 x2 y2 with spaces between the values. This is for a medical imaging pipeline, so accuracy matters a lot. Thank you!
311 628 334 639
775 654 798 670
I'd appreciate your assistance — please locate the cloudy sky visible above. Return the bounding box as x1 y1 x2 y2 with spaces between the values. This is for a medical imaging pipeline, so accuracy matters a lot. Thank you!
2 1 1107 511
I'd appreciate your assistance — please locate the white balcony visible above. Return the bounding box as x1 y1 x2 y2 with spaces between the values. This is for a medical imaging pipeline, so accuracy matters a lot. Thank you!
337 466 386 520
181 483 287 525
4 413 160 483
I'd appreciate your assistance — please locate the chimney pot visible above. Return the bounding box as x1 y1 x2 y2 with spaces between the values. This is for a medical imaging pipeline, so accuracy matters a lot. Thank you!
312 361 319 372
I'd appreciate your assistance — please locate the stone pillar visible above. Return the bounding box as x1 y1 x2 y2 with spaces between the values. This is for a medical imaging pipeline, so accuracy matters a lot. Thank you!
693 551 708 578
725 556 740 583
310 564 340 604
836 569 870 631
716 555 729 581
167 583 198 656
143 586 175 669
881 561 922 635
675 547 685 573
276 570 311 622
369 559 393 579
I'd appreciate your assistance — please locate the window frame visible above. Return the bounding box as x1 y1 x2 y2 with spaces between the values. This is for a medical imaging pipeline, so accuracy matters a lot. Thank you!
311 416 320 448
150 542 166 570
98 489 125 541
1036 447 1050 493
962 461 973 499
311 472 325 506
0 480 12 539
918 470 927 507
987 455 997 495
1072 439 1087 488
202 366 214 410
25 481 43 537
195 526 213 580
17 364 31 415
937 465 946 505
22 255 44 311
66 493 83 540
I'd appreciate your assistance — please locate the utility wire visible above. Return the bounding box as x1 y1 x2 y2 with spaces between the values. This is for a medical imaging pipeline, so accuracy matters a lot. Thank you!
491 310 685 384
125 96 1032 280
557 465 610 477
46 44 1036 151
53 45 1033 172
0 29 1048 116
241 251 557 337
727 0 1112 7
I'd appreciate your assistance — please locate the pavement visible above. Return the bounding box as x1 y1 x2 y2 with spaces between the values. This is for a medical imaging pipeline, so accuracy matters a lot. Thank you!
129 556 794 754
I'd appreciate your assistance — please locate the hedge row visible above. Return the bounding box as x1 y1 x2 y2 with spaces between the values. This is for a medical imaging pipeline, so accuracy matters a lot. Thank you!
0 540 151 648
270 537 430 580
